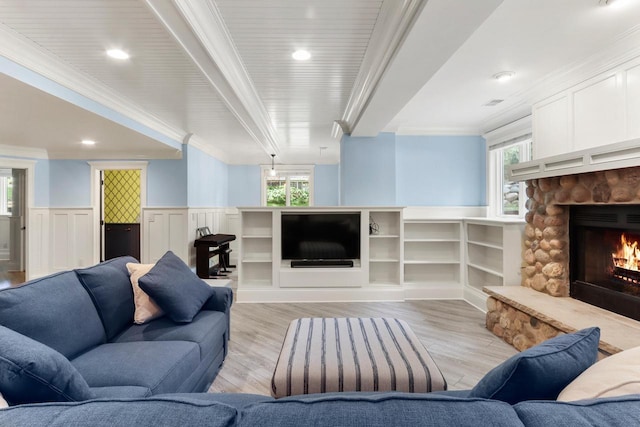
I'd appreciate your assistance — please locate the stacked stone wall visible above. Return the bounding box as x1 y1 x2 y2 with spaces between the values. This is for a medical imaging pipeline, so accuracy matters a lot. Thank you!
488 166 640 350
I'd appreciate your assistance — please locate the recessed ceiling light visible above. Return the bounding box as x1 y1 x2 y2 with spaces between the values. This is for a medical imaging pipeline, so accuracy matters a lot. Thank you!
493 71 515 82
106 49 130 60
292 50 311 61
81 139 96 145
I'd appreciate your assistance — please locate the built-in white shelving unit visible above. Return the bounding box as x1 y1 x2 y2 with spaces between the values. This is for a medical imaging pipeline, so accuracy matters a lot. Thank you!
402 221 463 296
368 210 402 285
463 219 525 310
237 207 525 306
239 210 273 288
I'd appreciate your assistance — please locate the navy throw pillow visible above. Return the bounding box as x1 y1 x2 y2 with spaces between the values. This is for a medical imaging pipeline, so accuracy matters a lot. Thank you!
469 327 600 404
138 251 214 323
0 326 95 406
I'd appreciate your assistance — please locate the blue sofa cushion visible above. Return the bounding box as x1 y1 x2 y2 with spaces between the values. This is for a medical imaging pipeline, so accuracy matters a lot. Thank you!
138 251 214 323
113 310 227 360
469 327 600 404
514 395 640 426
90 386 151 399
75 256 137 340
0 271 106 359
71 341 200 395
0 326 94 406
239 392 525 427
0 396 238 427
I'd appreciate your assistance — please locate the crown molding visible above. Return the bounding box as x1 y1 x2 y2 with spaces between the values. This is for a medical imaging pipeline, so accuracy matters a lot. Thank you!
394 127 482 136
0 143 48 159
340 0 426 134
146 0 280 157
48 149 181 160
483 115 532 147
0 22 185 148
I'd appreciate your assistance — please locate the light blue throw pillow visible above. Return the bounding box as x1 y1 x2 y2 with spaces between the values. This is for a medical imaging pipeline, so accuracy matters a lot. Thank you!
469 327 600 404
138 251 214 323
0 325 95 406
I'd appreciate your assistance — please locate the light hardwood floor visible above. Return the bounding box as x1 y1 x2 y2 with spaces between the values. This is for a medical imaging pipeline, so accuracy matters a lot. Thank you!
208 299 517 395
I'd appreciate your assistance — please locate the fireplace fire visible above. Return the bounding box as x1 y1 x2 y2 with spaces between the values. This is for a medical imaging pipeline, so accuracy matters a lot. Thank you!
612 234 640 284
570 205 640 321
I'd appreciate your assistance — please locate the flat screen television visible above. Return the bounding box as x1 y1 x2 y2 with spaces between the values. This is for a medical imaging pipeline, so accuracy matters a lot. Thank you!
281 213 361 261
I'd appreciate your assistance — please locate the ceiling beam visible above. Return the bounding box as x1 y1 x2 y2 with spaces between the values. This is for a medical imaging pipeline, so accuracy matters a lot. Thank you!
146 0 281 157
349 0 503 137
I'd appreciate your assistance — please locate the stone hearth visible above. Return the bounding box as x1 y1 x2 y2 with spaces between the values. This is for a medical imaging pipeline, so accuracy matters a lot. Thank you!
486 166 640 351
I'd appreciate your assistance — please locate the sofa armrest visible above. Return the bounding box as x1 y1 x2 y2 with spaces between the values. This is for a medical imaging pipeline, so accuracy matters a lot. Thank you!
202 285 233 345
202 286 233 314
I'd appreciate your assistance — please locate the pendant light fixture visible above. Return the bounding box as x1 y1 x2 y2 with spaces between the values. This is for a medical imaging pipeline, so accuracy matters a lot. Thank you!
270 154 276 176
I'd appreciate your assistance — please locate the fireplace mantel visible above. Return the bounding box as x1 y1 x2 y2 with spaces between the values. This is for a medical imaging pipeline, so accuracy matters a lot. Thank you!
508 138 640 181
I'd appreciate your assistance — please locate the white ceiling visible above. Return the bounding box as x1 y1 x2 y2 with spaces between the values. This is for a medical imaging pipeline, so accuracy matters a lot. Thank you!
0 0 639 164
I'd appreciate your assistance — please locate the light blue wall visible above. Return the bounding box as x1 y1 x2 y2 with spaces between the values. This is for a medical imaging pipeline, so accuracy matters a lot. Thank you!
340 132 397 206
49 160 91 207
315 164 339 206
339 133 486 206
147 157 188 207
228 165 261 207
34 160 50 207
186 145 228 207
396 135 486 206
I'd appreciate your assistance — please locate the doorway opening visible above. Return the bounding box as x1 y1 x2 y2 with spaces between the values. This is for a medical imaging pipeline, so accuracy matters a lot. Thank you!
90 161 147 264
0 168 26 288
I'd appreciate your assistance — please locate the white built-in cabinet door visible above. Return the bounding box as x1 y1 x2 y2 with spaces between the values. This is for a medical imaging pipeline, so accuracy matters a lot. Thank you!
532 56 640 159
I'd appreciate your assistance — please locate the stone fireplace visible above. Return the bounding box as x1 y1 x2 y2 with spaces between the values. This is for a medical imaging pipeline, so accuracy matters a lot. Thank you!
486 166 640 351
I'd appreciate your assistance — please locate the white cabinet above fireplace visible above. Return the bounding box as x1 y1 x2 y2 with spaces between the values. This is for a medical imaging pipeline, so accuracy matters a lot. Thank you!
530 55 640 175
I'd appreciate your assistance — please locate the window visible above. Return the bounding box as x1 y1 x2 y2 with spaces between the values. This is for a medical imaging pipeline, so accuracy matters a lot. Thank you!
489 136 532 217
262 166 314 207
0 171 12 215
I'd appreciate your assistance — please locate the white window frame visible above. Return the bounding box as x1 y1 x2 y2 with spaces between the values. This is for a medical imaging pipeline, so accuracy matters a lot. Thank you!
260 164 314 207
484 116 533 218
488 136 532 217
0 173 10 215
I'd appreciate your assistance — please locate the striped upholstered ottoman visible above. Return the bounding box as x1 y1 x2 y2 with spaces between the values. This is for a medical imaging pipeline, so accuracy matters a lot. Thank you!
271 317 447 398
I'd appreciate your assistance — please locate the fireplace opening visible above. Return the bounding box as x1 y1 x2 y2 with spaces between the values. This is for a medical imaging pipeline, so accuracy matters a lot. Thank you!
570 205 640 321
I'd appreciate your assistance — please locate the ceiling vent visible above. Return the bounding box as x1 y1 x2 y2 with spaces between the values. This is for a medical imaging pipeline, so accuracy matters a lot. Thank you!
484 99 504 107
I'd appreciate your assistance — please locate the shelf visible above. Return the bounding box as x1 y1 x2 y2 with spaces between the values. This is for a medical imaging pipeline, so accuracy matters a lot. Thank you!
404 263 460 284
370 258 400 263
370 234 400 239
466 223 502 247
467 239 502 250
404 240 460 263
404 221 460 240
403 260 459 265
242 234 272 239
404 238 459 243
467 262 503 278
404 280 459 287
241 257 272 263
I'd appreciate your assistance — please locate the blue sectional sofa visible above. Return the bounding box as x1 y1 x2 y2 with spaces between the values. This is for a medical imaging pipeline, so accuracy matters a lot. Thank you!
0 255 232 401
1 391 640 426
2 261 640 425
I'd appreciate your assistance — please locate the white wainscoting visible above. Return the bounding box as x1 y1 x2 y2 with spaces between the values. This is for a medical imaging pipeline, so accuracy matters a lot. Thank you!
27 208 49 279
142 208 189 264
25 206 237 279
0 216 9 260
50 208 94 272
